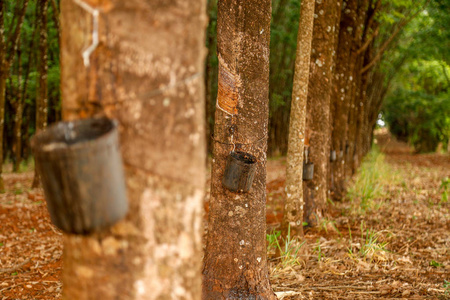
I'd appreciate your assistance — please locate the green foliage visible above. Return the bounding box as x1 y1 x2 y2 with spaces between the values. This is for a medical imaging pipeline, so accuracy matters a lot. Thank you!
266 229 281 254
347 147 399 211
267 225 305 267
381 0 450 153
383 74 450 152
269 0 300 111
359 227 388 262
439 177 449 203
318 217 341 236
429 260 443 268
313 239 323 262
4 0 61 162
13 188 24 195
347 223 389 262
444 280 450 295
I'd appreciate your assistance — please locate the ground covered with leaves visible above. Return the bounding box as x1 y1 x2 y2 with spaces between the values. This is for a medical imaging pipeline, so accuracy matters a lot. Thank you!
268 132 450 299
0 132 449 299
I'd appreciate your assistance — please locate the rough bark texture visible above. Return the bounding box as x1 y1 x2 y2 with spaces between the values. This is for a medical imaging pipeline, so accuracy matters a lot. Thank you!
32 0 49 188
282 0 315 237
302 0 340 226
202 0 276 299
60 0 207 299
345 0 370 175
0 0 29 190
330 0 357 200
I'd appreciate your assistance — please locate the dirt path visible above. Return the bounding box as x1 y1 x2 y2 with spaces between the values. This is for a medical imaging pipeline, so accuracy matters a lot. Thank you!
269 133 450 299
0 133 449 299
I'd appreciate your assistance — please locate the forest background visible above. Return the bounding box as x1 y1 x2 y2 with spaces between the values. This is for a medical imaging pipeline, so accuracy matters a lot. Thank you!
0 0 449 298
1 0 449 178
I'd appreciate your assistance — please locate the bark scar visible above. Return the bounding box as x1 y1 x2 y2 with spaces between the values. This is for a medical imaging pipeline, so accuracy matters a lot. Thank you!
216 56 240 115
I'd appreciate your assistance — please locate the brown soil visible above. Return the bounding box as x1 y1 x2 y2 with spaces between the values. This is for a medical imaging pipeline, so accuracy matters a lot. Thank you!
267 131 450 299
0 170 62 299
1 131 449 299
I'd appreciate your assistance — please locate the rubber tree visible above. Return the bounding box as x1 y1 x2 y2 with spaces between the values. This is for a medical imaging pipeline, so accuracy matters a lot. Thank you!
13 41 23 172
348 0 371 174
202 0 275 298
330 0 358 200
32 0 49 188
0 0 29 190
13 14 36 173
302 0 341 226
282 0 315 237
60 0 207 299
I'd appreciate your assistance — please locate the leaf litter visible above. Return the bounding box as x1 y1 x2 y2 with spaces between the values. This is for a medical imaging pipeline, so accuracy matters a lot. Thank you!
267 131 449 299
0 131 449 299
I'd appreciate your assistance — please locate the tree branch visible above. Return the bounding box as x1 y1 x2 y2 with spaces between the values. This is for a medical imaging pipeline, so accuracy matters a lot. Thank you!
356 26 379 55
366 0 382 31
6 0 30 68
50 0 60 40
0 2 6 62
360 0 430 74
440 62 450 87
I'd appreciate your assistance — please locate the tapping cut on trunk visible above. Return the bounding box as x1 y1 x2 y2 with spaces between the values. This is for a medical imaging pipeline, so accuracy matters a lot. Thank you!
217 57 241 115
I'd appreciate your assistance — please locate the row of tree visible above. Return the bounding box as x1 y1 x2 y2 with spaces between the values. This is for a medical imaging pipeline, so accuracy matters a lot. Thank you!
205 0 448 296
278 0 447 237
205 0 449 160
1 0 448 186
0 0 448 298
0 0 59 190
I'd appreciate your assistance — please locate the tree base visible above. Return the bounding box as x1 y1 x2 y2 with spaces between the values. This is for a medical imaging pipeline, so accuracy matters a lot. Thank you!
0 176 4 193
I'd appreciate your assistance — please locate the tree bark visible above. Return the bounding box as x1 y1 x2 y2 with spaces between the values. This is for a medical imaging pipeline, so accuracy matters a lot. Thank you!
330 0 358 200
202 0 275 299
342 0 371 177
60 0 207 299
302 0 340 226
282 0 315 237
347 0 370 172
32 0 49 187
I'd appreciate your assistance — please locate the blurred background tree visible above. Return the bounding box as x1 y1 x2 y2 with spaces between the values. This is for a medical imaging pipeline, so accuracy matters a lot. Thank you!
1 0 449 177
4 0 59 169
381 0 450 153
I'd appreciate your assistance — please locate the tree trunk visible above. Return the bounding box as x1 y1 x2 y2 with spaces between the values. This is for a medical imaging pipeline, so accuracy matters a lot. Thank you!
32 0 49 188
202 0 275 299
60 0 207 299
282 0 315 237
302 0 340 226
14 14 37 172
342 0 370 177
330 0 358 200
13 45 23 172
0 73 5 190
0 0 29 190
